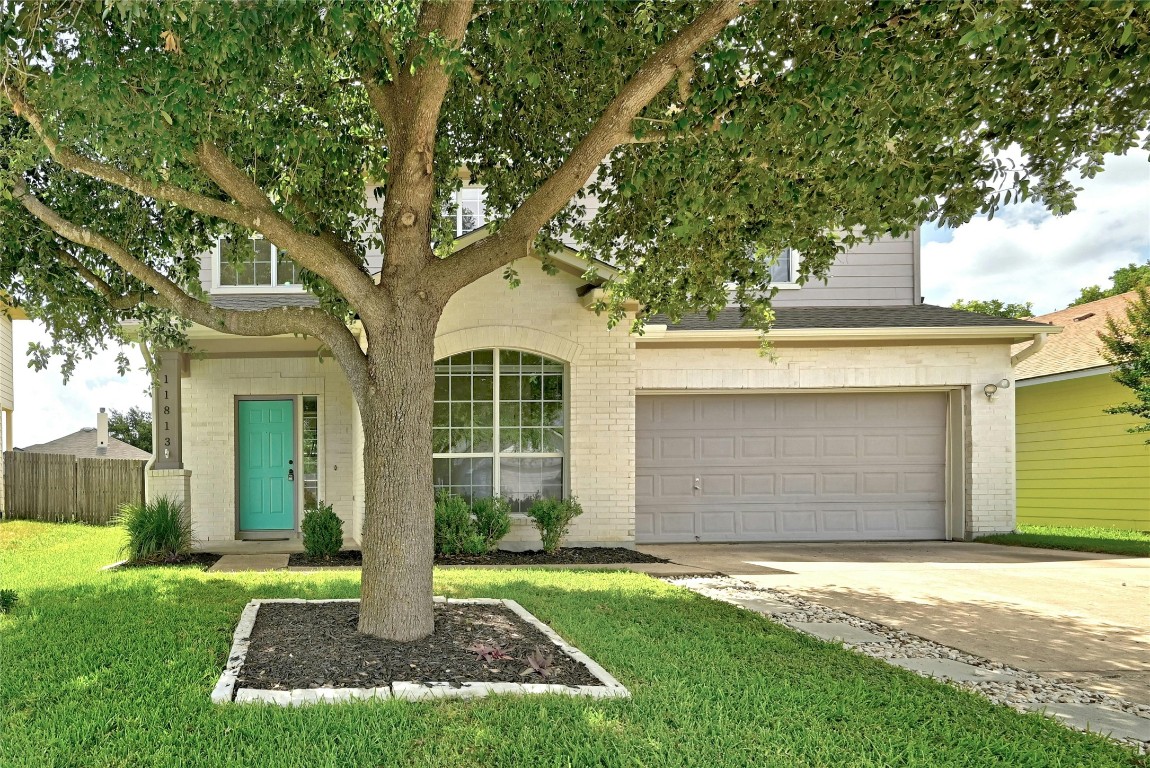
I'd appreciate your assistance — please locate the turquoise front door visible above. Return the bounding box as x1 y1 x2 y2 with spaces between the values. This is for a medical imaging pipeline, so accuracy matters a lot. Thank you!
237 400 296 531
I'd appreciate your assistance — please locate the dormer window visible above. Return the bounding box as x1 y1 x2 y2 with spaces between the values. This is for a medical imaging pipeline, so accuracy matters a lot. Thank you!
215 236 303 291
443 187 485 237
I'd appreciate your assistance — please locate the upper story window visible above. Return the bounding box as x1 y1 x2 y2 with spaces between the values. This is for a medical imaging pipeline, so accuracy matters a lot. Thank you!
442 187 486 238
215 236 302 291
769 247 798 284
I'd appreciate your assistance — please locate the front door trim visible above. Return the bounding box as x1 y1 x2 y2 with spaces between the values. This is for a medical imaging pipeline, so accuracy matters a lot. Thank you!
234 396 298 538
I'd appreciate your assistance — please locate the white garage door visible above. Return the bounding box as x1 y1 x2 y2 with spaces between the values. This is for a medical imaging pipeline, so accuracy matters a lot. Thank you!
635 392 948 543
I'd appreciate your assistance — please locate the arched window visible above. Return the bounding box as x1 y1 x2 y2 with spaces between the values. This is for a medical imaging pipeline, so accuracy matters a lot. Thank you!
433 349 565 513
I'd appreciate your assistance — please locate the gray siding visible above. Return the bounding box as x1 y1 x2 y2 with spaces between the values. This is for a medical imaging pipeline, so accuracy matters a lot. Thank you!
772 233 918 307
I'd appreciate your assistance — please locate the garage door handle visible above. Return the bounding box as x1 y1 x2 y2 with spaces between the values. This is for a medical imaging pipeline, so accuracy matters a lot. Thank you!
694 477 701 491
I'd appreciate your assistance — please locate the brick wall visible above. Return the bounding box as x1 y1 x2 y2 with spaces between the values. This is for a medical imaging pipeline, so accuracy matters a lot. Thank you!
434 260 638 547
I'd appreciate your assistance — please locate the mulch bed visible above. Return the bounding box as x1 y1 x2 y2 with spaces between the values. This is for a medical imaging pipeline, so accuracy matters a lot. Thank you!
288 546 669 568
236 601 601 690
115 553 223 570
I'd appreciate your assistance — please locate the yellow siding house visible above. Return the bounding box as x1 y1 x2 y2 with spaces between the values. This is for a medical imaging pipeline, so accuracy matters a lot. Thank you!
1013 292 1150 531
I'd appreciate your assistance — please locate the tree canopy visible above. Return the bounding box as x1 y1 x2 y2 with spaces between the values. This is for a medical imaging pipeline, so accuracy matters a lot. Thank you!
108 406 152 453
2 1 1149 357
1071 260 1150 307
950 298 1034 319
1100 286 1150 440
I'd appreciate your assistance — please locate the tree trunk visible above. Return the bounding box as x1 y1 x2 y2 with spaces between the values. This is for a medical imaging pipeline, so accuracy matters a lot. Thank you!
356 302 441 641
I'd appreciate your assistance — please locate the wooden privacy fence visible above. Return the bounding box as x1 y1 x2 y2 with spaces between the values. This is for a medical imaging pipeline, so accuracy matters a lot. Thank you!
3 452 146 525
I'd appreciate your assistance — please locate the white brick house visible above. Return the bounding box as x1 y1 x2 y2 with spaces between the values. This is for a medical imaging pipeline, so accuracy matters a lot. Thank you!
144 199 1051 550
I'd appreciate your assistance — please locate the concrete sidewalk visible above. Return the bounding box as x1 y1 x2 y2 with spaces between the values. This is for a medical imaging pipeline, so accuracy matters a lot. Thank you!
638 541 1150 706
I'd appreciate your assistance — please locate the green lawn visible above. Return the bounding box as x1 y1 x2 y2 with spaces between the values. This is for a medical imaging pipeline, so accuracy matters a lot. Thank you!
977 524 1150 558
1 522 1143 768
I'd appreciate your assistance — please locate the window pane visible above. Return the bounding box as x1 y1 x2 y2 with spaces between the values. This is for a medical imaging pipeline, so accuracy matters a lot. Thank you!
451 375 471 401
472 349 494 368
499 375 520 400
450 402 470 428
500 428 520 453
450 428 471 453
434 375 450 401
542 427 564 452
473 427 493 453
433 402 449 428
521 375 543 401
302 396 319 509
543 401 564 427
500 402 520 428
769 248 792 283
500 457 563 515
434 457 493 503
473 402 493 428
277 251 300 285
523 402 541 427
499 349 521 367
432 428 451 453
473 375 494 401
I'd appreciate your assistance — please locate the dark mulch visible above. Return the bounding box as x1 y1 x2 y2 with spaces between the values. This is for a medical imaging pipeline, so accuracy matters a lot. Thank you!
115 553 222 570
236 601 601 690
288 546 669 568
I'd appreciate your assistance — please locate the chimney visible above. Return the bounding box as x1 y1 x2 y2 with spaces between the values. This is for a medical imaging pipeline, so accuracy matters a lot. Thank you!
96 408 108 455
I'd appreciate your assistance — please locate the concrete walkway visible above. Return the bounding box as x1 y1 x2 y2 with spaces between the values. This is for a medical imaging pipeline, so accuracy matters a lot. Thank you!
637 541 1150 707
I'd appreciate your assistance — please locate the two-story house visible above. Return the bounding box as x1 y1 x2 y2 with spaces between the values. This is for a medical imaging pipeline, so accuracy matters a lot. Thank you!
146 188 1053 550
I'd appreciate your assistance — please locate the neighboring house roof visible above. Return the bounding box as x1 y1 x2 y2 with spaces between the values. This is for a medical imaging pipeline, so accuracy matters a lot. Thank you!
652 304 1049 331
18 428 152 460
1012 292 1136 380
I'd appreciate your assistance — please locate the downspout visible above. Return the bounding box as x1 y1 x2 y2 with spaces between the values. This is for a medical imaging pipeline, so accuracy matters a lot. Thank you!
140 338 157 500
1010 332 1048 367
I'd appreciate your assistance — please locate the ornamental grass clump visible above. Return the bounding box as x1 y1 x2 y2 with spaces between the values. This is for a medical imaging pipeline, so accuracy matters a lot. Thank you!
525 497 583 555
115 496 192 563
301 501 343 560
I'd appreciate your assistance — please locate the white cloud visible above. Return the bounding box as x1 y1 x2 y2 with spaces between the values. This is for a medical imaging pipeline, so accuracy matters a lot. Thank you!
922 149 1150 314
12 321 151 448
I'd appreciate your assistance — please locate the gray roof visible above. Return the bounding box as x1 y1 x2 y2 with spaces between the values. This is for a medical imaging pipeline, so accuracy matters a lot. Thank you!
19 429 152 460
652 304 1052 331
210 293 320 311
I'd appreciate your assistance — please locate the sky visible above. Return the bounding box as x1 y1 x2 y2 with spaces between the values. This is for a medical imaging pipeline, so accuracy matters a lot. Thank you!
921 148 1150 314
11 149 1150 448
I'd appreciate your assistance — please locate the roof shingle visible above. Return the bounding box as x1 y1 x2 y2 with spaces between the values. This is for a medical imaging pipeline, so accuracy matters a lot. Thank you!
1012 292 1137 380
652 304 1050 331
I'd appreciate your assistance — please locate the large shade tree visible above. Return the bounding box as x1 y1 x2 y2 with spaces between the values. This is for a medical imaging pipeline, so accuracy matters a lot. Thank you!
2 0 1148 640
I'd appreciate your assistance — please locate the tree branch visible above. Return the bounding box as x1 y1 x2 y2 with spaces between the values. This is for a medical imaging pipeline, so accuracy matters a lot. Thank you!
191 142 380 310
3 78 380 315
427 0 754 297
12 180 369 390
2 78 248 227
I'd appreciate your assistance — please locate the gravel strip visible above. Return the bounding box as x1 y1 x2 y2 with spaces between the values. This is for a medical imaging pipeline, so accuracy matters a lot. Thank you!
666 575 1149 754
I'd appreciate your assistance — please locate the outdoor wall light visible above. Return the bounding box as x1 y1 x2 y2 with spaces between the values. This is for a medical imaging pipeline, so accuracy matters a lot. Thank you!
983 379 1012 400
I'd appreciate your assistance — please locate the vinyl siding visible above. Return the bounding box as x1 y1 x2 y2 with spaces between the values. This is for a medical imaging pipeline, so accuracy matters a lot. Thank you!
0 314 12 410
772 234 918 307
1017 374 1150 530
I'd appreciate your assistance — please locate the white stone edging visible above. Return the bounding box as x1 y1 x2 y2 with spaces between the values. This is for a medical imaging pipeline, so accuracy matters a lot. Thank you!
213 597 629 705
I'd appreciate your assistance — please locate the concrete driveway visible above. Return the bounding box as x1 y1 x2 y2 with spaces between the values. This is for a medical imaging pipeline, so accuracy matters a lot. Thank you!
636 541 1150 706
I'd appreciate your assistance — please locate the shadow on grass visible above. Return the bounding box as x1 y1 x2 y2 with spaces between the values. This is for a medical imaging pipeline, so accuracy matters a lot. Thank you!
1 567 1143 768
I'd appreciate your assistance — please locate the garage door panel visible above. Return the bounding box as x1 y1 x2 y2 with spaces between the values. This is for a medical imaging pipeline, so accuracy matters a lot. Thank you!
636 392 947 543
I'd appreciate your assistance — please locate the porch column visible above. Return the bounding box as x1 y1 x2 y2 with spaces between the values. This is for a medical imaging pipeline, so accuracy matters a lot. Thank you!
147 350 192 519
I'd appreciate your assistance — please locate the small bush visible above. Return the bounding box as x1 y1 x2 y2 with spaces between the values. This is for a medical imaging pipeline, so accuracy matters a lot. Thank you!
301 501 343 560
0 589 17 614
525 496 583 554
472 497 512 552
115 496 192 563
435 491 475 556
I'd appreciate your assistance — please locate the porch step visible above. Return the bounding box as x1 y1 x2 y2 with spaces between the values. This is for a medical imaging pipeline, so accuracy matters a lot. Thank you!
208 554 290 573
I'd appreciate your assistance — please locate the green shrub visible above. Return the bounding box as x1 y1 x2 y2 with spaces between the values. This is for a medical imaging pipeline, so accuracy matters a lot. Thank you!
434 491 475 556
301 501 343 560
115 496 192 563
525 496 583 554
0 589 17 614
472 497 512 552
